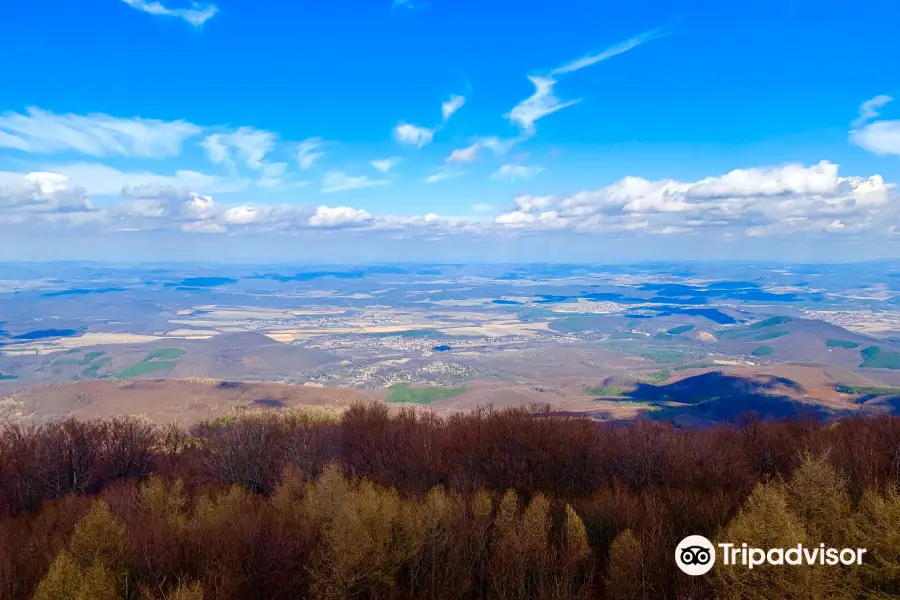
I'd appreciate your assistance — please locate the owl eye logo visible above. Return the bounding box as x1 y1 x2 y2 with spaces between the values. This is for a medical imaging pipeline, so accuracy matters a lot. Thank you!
675 535 716 576
680 546 712 565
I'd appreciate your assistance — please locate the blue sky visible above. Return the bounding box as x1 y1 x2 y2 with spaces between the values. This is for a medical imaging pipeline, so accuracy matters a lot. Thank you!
0 0 899 262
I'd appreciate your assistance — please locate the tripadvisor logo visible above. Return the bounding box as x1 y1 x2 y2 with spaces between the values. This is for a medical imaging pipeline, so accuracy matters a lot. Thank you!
676 535 716 576
675 535 867 576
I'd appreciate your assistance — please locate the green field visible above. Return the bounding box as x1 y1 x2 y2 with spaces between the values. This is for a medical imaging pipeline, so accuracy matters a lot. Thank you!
114 348 186 379
81 357 112 378
753 330 789 341
716 327 757 340
384 382 469 405
751 345 773 357
667 325 695 335
0 373 17 381
718 319 792 340
582 385 626 397
599 342 689 364
634 369 671 384
633 347 688 363
859 346 900 370
145 348 186 360
827 339 860 349
673 362 719 371
51 350 108 367
749 316 794 329
835 384 900 395
548 315 610 334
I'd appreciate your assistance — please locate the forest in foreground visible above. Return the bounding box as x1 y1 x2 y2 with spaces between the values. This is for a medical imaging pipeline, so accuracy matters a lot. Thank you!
1 404 900 600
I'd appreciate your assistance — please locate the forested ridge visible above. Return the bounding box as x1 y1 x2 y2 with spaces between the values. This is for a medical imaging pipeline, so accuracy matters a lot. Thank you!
1 404 900 599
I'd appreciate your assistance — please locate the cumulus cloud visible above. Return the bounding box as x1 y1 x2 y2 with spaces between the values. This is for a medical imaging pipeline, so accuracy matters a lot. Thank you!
492 160 895 235
685 160 842 198
0 172 95 215
322 171 389 193
115 185 217 222
852 120 900 156
492 164 544 181
442 95 466 121
513 195 554 212
308 205 373 227
120 0 218 27
394 123 435 148
110 185 318 233
506 29 663 135
446 143 480 164
494 210 564 229
297 137 326 170
1 161 894 241
370 157 402 173
850 97 900 158
0 108 201 159
181 221 225 233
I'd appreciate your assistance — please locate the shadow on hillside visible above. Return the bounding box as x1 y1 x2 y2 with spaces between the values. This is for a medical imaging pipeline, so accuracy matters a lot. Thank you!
629 371 805 404
621 371 842 426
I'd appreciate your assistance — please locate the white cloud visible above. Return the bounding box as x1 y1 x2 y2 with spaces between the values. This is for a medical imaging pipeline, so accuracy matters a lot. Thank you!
394 122 435 148
505 76 578 136
0 108 201 158
494 210 564 229
476 136 519 155
43 163 250 196
425 167 468 184
494 160 895 234
181 221 225 233
257 163 288 188
370 157 402 173
492 164 544 181
446 143 480 164
442 95 466 121
852 121 900 156
685 160 841 198
0 172 95 215
308 205 373 227
297 137 326 170
201 127 275 170
506 29 663 135
121 0 218 27
853 95 893 128
850 95 900 157
116 186 217 222
513 195 554 212
2 161 894 241
221 206 259 224
322 171 389 193
549 29 666 76
369 212 482 234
